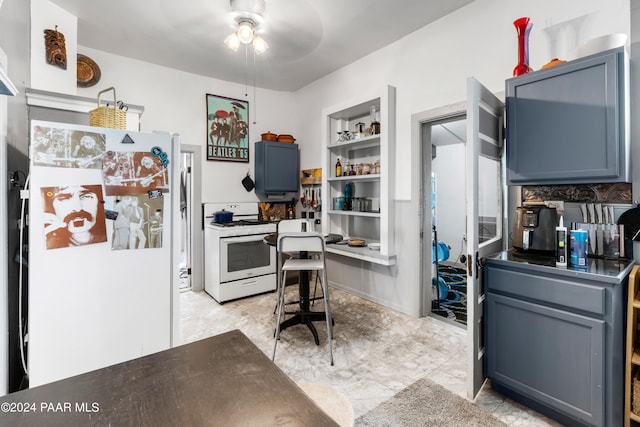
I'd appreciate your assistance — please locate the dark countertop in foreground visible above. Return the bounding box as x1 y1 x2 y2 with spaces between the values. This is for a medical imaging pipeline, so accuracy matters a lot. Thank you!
487 250 635 284
0 330 338 427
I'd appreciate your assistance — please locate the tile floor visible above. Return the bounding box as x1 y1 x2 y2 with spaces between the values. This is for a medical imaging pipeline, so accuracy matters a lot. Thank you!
180 286 562 426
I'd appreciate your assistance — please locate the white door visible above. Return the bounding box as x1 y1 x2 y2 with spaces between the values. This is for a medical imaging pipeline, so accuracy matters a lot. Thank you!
466 77 504 400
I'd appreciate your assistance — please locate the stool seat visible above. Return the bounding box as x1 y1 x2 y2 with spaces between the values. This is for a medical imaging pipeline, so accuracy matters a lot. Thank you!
282 258 324 271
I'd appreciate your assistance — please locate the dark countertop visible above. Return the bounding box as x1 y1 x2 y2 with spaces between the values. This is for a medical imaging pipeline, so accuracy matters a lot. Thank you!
0 330 338 427
487 249 635 284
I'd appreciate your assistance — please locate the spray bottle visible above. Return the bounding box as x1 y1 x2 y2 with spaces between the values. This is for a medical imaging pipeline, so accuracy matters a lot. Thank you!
555 215 568 267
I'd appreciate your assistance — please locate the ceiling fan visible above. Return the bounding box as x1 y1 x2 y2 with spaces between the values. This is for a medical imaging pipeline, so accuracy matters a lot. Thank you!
224 0 269 54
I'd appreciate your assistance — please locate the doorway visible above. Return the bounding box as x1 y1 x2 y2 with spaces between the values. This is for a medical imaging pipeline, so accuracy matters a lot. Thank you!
179 145 203 293
422 113 468 327
180 152 193 291
413 80 505 400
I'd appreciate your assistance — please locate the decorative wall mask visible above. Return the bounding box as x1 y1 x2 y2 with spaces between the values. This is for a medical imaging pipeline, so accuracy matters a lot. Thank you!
44 26 67 70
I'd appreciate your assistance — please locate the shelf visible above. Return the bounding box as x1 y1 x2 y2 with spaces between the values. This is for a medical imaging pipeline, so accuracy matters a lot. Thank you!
327 210 380 218
327 174 380 183
326 243 396 266
327 134 380 152
321 85 396 267
301 168 322 185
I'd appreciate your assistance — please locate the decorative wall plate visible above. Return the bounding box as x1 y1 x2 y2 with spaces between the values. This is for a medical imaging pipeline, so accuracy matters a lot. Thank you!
77 54 101 87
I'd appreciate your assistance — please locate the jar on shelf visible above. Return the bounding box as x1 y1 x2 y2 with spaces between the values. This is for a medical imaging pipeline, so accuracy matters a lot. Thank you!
356 163 363 175
352 197 362 212
374 160 380 174
343 160 350 176
362 163 371 175
348 165 356 176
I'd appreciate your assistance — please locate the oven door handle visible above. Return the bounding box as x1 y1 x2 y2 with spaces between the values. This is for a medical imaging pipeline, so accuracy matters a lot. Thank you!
221 233 270 244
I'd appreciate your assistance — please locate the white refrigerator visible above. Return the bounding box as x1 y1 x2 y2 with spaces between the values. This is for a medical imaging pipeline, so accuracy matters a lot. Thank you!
28 120 180 387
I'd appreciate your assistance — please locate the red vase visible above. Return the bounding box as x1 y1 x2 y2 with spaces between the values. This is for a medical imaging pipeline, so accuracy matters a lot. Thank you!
513 17 533 76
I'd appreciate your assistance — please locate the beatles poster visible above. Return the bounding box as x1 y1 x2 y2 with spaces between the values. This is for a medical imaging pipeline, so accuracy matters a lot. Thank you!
206 93 249 162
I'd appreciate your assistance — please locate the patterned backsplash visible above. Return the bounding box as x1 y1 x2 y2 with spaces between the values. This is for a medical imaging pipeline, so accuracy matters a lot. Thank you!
522 183 632 204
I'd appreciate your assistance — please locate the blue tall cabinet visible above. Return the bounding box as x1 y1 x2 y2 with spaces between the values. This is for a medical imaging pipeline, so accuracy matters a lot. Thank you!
486 46 632 427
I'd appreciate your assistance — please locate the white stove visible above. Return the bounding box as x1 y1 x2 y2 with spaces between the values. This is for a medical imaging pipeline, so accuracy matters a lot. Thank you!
203 202 277 303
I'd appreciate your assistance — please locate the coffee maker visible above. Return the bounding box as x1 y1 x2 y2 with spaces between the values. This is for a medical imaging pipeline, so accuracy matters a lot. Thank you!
512 206 558 253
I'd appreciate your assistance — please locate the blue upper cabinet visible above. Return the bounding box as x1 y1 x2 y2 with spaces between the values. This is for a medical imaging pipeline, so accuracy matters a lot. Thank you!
255 140 300 194
506 46 629 185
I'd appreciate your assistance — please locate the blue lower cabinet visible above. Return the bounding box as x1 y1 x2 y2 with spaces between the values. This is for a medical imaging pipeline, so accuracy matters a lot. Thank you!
485 252 632 427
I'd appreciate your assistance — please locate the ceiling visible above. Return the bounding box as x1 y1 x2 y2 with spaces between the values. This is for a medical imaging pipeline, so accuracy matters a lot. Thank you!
432 118 466 148
49 0 473 92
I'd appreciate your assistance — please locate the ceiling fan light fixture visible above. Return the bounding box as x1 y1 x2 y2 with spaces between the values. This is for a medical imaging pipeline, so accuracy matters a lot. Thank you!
225 0 268 54
224 33 241 51
253 36 268 54
237 21 255 44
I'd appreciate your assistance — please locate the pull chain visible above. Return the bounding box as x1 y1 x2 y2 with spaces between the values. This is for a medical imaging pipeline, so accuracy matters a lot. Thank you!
252 48 257 125
244 44 249 97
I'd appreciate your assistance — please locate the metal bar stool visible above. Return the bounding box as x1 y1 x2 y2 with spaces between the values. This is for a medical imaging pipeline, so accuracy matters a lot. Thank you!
273 231 333 365
274 219 311 313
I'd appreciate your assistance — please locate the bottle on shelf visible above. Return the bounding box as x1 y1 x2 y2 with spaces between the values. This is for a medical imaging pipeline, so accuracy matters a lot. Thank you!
348 165 356 176
344 183 353 210
335 157 342 177
369 105 380 135
343 160 350 177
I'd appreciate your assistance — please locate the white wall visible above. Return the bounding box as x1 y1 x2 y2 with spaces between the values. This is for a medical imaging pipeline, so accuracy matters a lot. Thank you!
433 143 466 265
74 47 297 204
30 0 76 93
28 0 300 205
